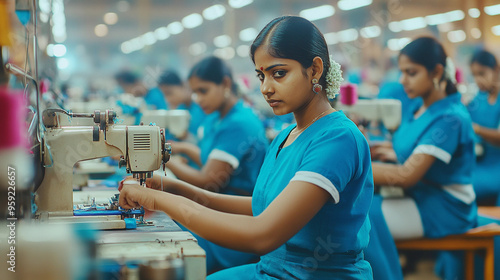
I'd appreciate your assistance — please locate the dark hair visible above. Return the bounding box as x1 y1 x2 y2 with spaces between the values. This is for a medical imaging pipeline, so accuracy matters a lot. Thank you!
158 70 183 86
400 37 457 95
114 70 139 84
470 50 498 69
250 16 331 90
188 56 238 93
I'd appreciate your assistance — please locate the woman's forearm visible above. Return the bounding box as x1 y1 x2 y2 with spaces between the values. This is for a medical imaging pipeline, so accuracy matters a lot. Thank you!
475 124 500 147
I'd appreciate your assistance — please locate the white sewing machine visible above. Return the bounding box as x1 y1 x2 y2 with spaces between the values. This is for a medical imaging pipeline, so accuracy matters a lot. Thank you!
35 109 171 219
141 109 191 139
336 99 402 131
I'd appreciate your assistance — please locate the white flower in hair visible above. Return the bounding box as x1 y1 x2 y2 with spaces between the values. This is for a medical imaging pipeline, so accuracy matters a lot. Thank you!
325 55 344 99
445 57 457 84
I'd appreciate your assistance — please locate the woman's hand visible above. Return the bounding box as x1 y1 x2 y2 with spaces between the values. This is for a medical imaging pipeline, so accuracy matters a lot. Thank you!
119 181 159 210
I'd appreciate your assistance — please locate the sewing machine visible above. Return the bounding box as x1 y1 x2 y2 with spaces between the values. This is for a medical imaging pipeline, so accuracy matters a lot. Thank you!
35 108 171 219
336 99 402 131
141 109 191 139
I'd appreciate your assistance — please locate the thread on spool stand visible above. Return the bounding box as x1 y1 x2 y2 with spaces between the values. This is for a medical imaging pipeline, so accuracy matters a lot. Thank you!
0 87 27 150
339 83 358 105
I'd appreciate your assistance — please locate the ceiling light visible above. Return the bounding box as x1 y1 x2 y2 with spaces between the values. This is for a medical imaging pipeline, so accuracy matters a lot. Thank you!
447 30 466 43
239 28 258 42
471 28 481 39
468 8 480 18
388 38 410 51
182 13 203 29
388 22 402 32
485 4 500 16
214 47 235 60
53 44 66 57
299 5 335 21
324 32 338 45
237 45 250 57
492 25 500 36
46 44 54 57
214 35 232 48
121 42 132 54
167 21 183 35
189 42 207 56
445 10 465 22
360 25 381 38
203 4 226 20
400 17 427 31
228 0 253 9
337 29 358 42
104 12 118 25
142 32 156 46
154 27 170 40
94 24 108 37
57 58 69 70
338 0 372 11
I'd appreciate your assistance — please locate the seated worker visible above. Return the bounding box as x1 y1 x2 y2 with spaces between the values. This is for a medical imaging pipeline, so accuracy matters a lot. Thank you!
118 16 373 279
365 37 477 280
467 50 500 204
158 69 206 144
114 70 168 110
160 56 268 273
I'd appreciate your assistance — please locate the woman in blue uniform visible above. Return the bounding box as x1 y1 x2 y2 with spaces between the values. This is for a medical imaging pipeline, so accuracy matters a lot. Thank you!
467 50 500 203
160 56 267 273
158 69 206 144
366 37 477 280
118 16 373 279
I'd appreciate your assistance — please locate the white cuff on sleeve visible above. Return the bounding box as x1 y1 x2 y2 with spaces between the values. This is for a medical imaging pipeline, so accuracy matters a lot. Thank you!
208 149 240 169
412 144 452 164
291 171 340 203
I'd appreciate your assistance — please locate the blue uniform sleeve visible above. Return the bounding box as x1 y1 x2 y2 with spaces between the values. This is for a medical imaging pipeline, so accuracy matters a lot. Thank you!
144 88 168 110
291 128 359 203
208 120 259 169
412 117 461 164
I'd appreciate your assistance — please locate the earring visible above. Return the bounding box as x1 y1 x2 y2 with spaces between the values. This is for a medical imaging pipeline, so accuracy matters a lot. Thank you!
433 78 439 89
312 78 322 94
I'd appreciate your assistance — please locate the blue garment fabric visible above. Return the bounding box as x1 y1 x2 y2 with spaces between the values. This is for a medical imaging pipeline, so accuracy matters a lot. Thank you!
199 100 268 195
210 111 374 279
144 87 168 110
467 91 500 200
393 93 477 238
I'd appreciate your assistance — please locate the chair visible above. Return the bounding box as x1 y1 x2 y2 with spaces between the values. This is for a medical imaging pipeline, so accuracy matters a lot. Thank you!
395 207 500 280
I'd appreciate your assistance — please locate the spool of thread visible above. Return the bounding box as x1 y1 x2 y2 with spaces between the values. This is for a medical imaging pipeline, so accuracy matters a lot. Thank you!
0 87 27 150
340 83 358 105
455 68 464 84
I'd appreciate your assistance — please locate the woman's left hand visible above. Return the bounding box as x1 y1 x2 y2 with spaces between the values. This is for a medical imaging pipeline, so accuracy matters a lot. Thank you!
119 181 158 210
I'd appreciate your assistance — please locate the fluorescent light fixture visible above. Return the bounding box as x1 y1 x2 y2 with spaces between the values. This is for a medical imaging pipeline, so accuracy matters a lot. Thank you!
142 32 156 46
400 17 427 31
94 24 108 37
104 12 118 25
129 38 145 51
237 45 250 57
445 10 465 22
121 42 132 54
53 44 66 57
338 0 372 11
46 44 54 57
492 25 500 36
189 42 207 56
57 58 69 70
229 0 253 9
167 21 184 35
154 27 170 40
239 28 258 42
214 35 232 48
447 30 466 43
426 13 447 25
182 13 203 29
203 4 226 20
214 47 235 60
299 5 335 21
388 38 410 51
324 32 338 45
485 4 500 16
360 25 381 38
388 21 402 32
468 8 480 18
471 28 482 39
337 28 358 42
